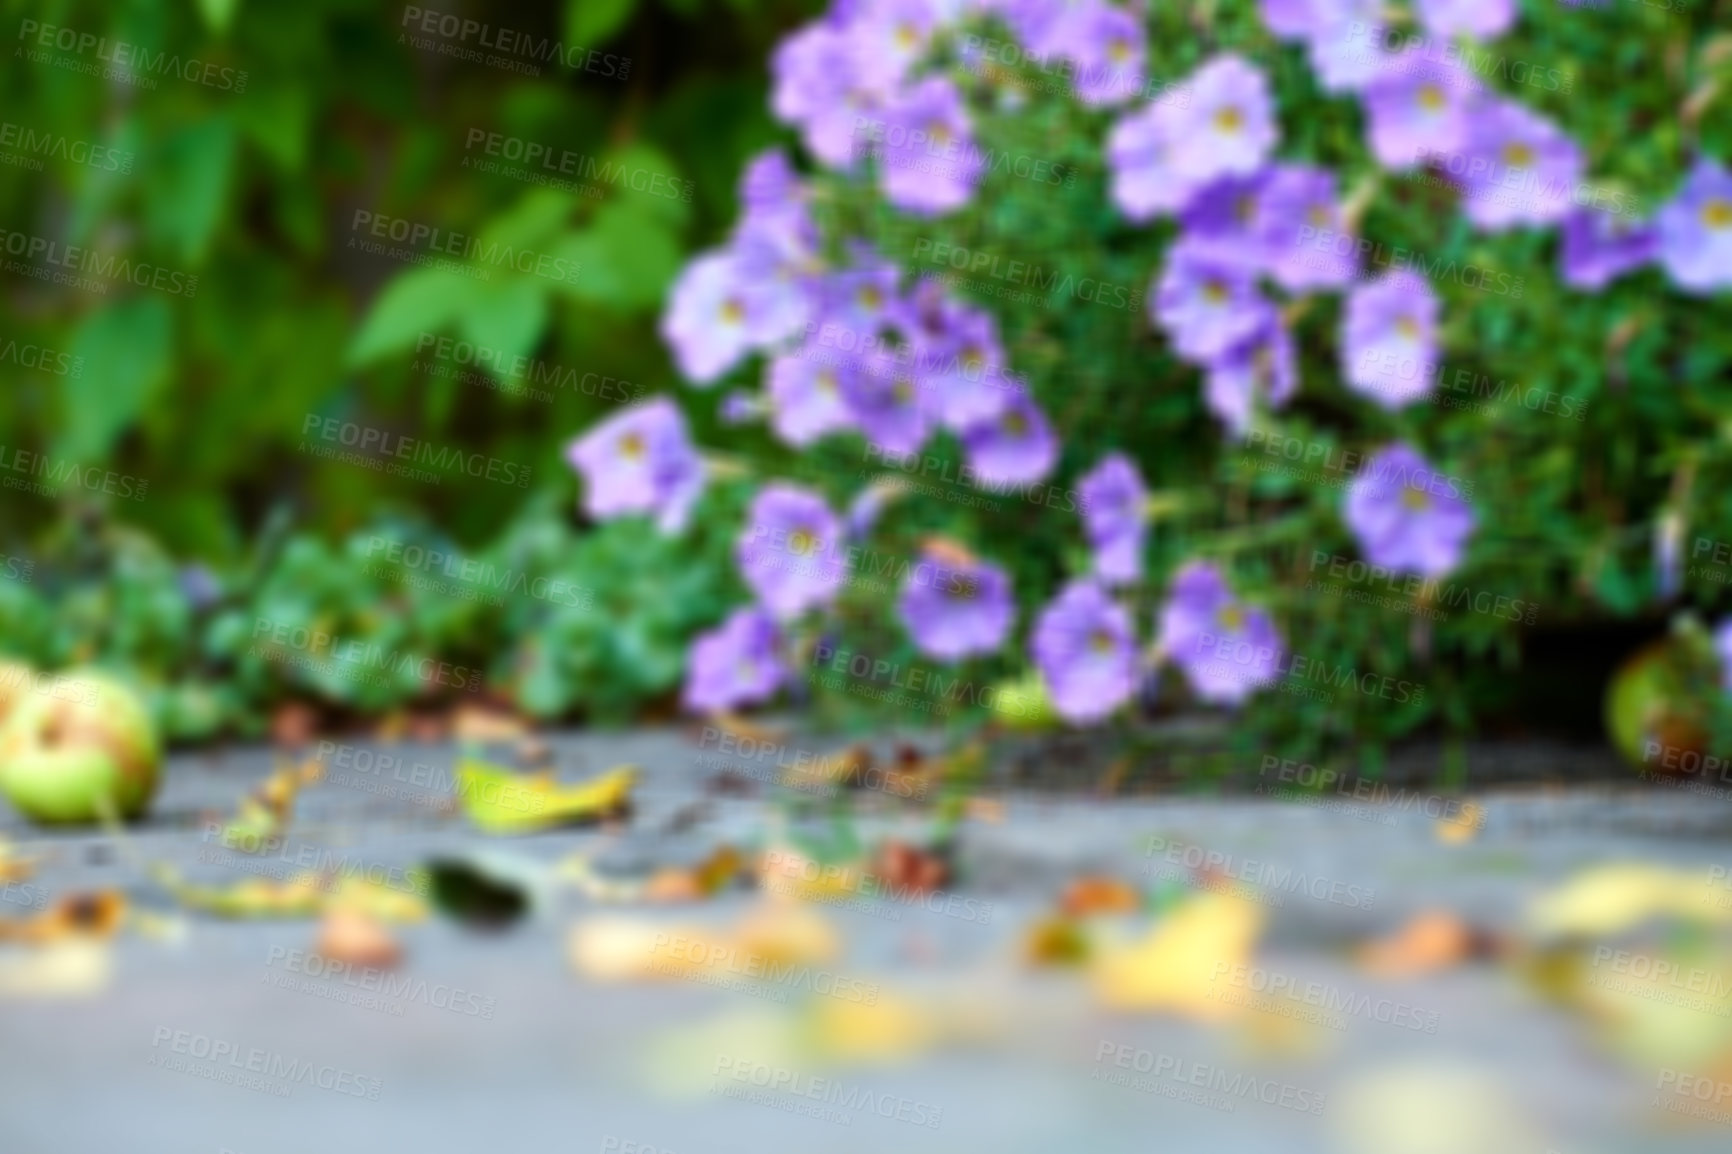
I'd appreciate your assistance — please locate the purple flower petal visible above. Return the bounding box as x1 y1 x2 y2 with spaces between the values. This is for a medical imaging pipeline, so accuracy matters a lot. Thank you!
1343 443 1477 578
1079 453 1148 587
1342 270 1441 410
682 608 787 713
1031 580 1138 723
1158 560 1285 705
1656 158 1732 294
565 397 706 533
899 550 1015 661
737 484 849 619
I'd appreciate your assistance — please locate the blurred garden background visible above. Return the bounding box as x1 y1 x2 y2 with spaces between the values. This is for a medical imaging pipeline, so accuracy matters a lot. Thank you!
1 0 1729 774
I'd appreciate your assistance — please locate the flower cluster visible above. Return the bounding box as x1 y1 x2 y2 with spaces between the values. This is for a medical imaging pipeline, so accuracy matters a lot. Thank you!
562 0 1730 726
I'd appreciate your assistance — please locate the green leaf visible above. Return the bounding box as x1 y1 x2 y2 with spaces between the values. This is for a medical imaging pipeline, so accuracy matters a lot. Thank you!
236 86 310 173
549 203 681 308
566 0 637 47
144 118 238 265
60 298 174 462
196 0 241 33
348 268 484 366
459 279 550 371
477 188 574 252
598 141 694 228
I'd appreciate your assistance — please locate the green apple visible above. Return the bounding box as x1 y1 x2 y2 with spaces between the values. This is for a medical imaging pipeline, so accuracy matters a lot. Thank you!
0 659 41 730
1605 641 1710 774
0 671 162 824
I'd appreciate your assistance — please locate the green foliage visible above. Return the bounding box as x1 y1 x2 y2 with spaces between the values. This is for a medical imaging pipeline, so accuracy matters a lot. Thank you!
0 0 817 732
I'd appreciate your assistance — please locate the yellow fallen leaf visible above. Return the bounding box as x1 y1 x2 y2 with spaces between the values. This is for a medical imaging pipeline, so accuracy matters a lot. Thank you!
0 941 112 998
220 758 324 850
805 991 936 1065
1092 889 1265 1019
0 838 38 883
705 711 788 748
735 902 840 967
1435 801 1484 844
0 890 127 945
568 916 722 982
452 705 529 743
756 846 864 904
151 864 327 919
1024 915 1092 967
455 758 635 834
1332 1062 1551 1154
1565 942 1732 1070
778 745 866 794
1529 863 1732 937
325 872 429 924
568 902 839 985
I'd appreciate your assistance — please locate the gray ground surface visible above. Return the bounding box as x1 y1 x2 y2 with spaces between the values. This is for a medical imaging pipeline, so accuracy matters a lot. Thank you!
2 727 1730 1154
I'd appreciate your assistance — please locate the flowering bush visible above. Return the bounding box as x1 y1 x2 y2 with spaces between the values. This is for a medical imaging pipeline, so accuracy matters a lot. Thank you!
567 0 1732 758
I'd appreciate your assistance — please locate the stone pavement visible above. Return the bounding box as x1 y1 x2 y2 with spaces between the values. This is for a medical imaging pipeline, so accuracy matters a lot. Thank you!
1 727 1729 1154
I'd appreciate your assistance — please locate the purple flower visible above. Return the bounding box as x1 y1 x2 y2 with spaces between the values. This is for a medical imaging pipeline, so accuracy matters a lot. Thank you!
1415 0 1515 40
1342 271 1441 409
869 77 984 215
1455 99 1584 229
1203 317 1298 436
1106 92 1201 220
997 0 1083 60
852 0 944 94
1258 164 1359 290
771 23 878 169
731 188 820 350
1716 619 1732 693
898 550 1014 661
1154 238 1273 364
916 300 1015 429
1258 0 1315 38
660 252 759 384
1168 55 1277 184
1302 3 1388 93
841 350 939 455
1656 158 1732 294
1031 580 1138 723
737 484 849 620
565 397 706 533
767 345 857 446
818 245 902 339
739 150 810 234
1560 207 1655 290
1078 453 1147 587
1344 443 1477 577
1179 174 1274 272
960 388 1057 486
1061 1 1146 107
682 608 786 713
1362 50 1478 170
1158 561 1284 705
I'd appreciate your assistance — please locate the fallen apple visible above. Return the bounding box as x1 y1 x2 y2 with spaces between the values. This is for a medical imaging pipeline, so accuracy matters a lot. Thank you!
0 660 41 731
0 671 162 824
1604 640 1712 774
